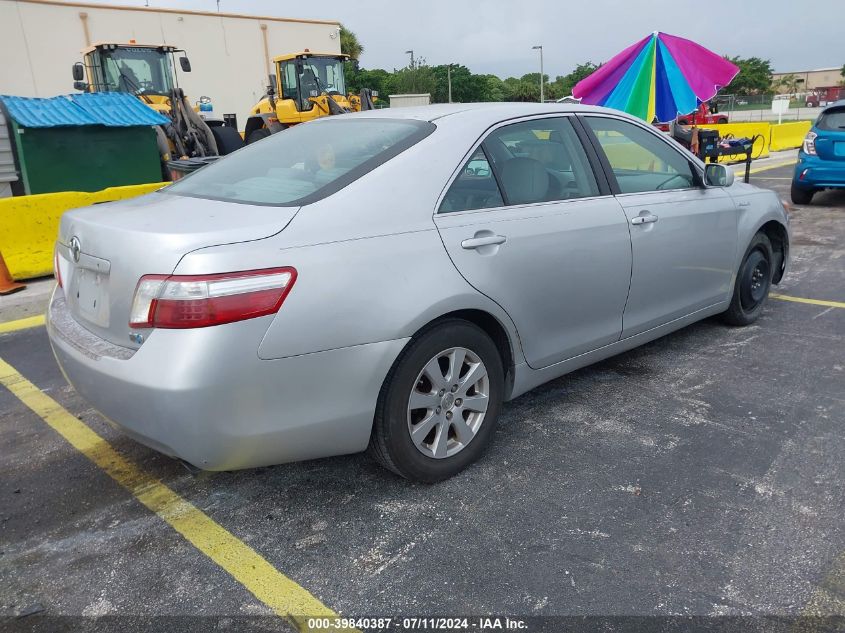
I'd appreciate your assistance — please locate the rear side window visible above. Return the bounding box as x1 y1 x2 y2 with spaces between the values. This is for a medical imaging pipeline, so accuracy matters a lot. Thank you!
439 116 598 212
817 108 845 131
585 116 695 194
168 118 435 206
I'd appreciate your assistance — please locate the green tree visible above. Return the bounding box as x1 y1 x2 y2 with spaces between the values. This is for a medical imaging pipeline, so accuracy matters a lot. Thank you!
724 56 773 95
339 25 363 60
390 58 437 96
552 62 599 97
506 80 540 102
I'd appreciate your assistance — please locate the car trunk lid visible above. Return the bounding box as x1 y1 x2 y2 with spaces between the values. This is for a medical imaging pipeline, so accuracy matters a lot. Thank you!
56 191 298 349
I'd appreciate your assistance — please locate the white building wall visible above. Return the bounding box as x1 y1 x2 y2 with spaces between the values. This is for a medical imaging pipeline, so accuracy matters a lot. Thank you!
0 0 342 129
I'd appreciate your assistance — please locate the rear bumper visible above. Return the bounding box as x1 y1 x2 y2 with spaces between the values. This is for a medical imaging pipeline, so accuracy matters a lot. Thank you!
47 289 408 470
793 154 845 189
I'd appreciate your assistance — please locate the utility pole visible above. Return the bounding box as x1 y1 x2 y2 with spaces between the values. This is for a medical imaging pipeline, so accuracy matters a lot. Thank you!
532 45 544 103
405 50 415 69
448 64 452 103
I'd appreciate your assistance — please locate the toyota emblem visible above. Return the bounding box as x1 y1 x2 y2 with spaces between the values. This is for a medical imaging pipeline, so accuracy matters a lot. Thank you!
69 237 81 263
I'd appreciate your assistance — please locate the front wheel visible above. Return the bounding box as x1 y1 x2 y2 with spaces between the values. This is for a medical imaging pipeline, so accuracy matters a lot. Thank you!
368 320 504 482
721 233 774 326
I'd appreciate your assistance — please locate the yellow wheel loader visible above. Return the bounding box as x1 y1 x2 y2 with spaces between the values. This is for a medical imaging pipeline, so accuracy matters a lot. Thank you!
72 42 244 168
244 51 376 144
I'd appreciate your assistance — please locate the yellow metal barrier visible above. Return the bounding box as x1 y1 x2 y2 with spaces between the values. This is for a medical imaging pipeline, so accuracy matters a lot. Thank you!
769 121 812 152
0 182 165 280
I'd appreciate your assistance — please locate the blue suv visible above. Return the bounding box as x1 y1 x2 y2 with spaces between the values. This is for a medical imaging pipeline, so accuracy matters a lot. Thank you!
791 100 845 204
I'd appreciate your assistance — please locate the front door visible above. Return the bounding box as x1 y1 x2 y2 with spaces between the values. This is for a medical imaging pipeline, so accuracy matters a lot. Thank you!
582 115 738 337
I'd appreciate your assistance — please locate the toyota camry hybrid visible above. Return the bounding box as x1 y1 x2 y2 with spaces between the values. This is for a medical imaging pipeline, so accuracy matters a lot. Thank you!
48 103 790 482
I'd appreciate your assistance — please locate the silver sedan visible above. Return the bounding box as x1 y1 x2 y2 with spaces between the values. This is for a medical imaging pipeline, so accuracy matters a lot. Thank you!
48 103 790 482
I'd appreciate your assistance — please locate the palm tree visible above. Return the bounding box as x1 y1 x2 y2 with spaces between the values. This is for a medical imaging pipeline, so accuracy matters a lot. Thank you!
340 25 364 60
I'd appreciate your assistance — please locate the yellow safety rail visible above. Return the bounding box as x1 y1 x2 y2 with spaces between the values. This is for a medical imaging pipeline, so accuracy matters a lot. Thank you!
0 183 165 280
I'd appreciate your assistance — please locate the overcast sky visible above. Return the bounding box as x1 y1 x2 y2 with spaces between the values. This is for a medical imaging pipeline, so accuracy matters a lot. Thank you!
81 0 844 78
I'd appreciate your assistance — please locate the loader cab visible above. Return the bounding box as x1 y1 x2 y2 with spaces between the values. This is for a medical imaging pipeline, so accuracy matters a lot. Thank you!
275 52 348 113
74 42 190 101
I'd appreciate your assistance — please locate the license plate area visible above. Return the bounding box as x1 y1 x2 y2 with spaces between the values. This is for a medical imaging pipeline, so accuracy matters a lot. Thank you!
69 265 110 327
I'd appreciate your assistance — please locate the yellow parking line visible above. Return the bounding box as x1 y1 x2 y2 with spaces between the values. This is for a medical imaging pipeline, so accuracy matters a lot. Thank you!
731 160 796 176
771 294 845 309
0 357 350 633
0 314 45 334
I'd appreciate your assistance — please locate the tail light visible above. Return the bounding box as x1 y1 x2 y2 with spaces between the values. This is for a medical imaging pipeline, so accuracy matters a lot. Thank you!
129 267 296 329
802 131 817 155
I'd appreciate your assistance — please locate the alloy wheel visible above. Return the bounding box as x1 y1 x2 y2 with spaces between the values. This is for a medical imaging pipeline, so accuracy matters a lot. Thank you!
406 347 490 459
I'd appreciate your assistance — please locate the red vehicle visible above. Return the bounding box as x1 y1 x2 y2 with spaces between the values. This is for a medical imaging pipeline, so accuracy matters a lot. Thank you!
675 101 729 125
655 101 728 131
806 86 845 108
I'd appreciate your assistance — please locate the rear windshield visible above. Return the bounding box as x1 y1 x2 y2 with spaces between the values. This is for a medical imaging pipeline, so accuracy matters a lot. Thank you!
167 118 435 206
817 108 845 131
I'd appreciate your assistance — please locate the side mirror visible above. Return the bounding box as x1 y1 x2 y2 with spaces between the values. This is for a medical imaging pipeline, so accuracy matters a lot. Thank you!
73 81 89 91
704 163 734 187
72 62 84 81
267 74 276 95
179 56 192 72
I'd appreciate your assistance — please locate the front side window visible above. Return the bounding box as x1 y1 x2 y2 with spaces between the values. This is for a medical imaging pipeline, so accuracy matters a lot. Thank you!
585 116 695 194
168 118 435 206
439 116 598 212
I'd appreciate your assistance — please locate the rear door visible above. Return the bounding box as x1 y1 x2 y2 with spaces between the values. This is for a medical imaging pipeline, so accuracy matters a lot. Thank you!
435 115 632 370
581 115 737 338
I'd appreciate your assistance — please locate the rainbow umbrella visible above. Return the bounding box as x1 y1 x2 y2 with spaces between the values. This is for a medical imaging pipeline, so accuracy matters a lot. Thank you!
572 31 739 123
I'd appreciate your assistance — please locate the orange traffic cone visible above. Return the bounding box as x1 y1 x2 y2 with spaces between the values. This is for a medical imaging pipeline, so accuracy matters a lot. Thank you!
0 250 26 295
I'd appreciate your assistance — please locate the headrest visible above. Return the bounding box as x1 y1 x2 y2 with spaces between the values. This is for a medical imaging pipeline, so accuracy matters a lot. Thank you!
499 157 549 204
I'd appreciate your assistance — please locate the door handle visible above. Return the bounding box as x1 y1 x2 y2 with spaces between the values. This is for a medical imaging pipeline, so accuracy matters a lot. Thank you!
631 213 659 225
461 235 507 249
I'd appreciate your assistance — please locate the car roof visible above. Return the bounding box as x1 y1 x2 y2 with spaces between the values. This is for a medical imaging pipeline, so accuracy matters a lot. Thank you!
821 99 845 112
346 102 631 125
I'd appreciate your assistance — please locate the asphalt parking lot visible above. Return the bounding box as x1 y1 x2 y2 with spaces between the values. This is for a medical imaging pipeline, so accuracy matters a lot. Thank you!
1 162 844 633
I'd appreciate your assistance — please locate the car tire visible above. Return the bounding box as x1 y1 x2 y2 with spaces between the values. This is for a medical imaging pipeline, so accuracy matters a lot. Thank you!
210 125 246 155
721 232 774 326
246 128 272 144
717 117 728 124
790 182 814 205
368 319 504 482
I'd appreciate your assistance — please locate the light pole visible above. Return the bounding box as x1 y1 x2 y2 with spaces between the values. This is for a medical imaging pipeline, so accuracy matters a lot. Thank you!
405 50 415 69
448 64 452 103
532 45 544 103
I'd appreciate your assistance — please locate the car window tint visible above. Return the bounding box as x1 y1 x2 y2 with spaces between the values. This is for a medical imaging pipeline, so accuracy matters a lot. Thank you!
816 107 845 131
167 119 435 206
484 117 599 205
439 147 504 213
585 116 695 194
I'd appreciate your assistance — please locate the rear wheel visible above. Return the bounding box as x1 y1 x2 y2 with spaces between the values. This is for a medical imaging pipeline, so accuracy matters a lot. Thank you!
246 128 271 145
721 233 773 326
368 320 504 482
790 182 815 205
717 117 728 124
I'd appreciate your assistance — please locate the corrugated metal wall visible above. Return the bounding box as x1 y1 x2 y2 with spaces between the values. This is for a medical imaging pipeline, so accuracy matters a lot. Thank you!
0 109 19 198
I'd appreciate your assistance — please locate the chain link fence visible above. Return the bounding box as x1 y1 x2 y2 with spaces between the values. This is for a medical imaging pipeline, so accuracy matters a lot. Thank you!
716 94 820 122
